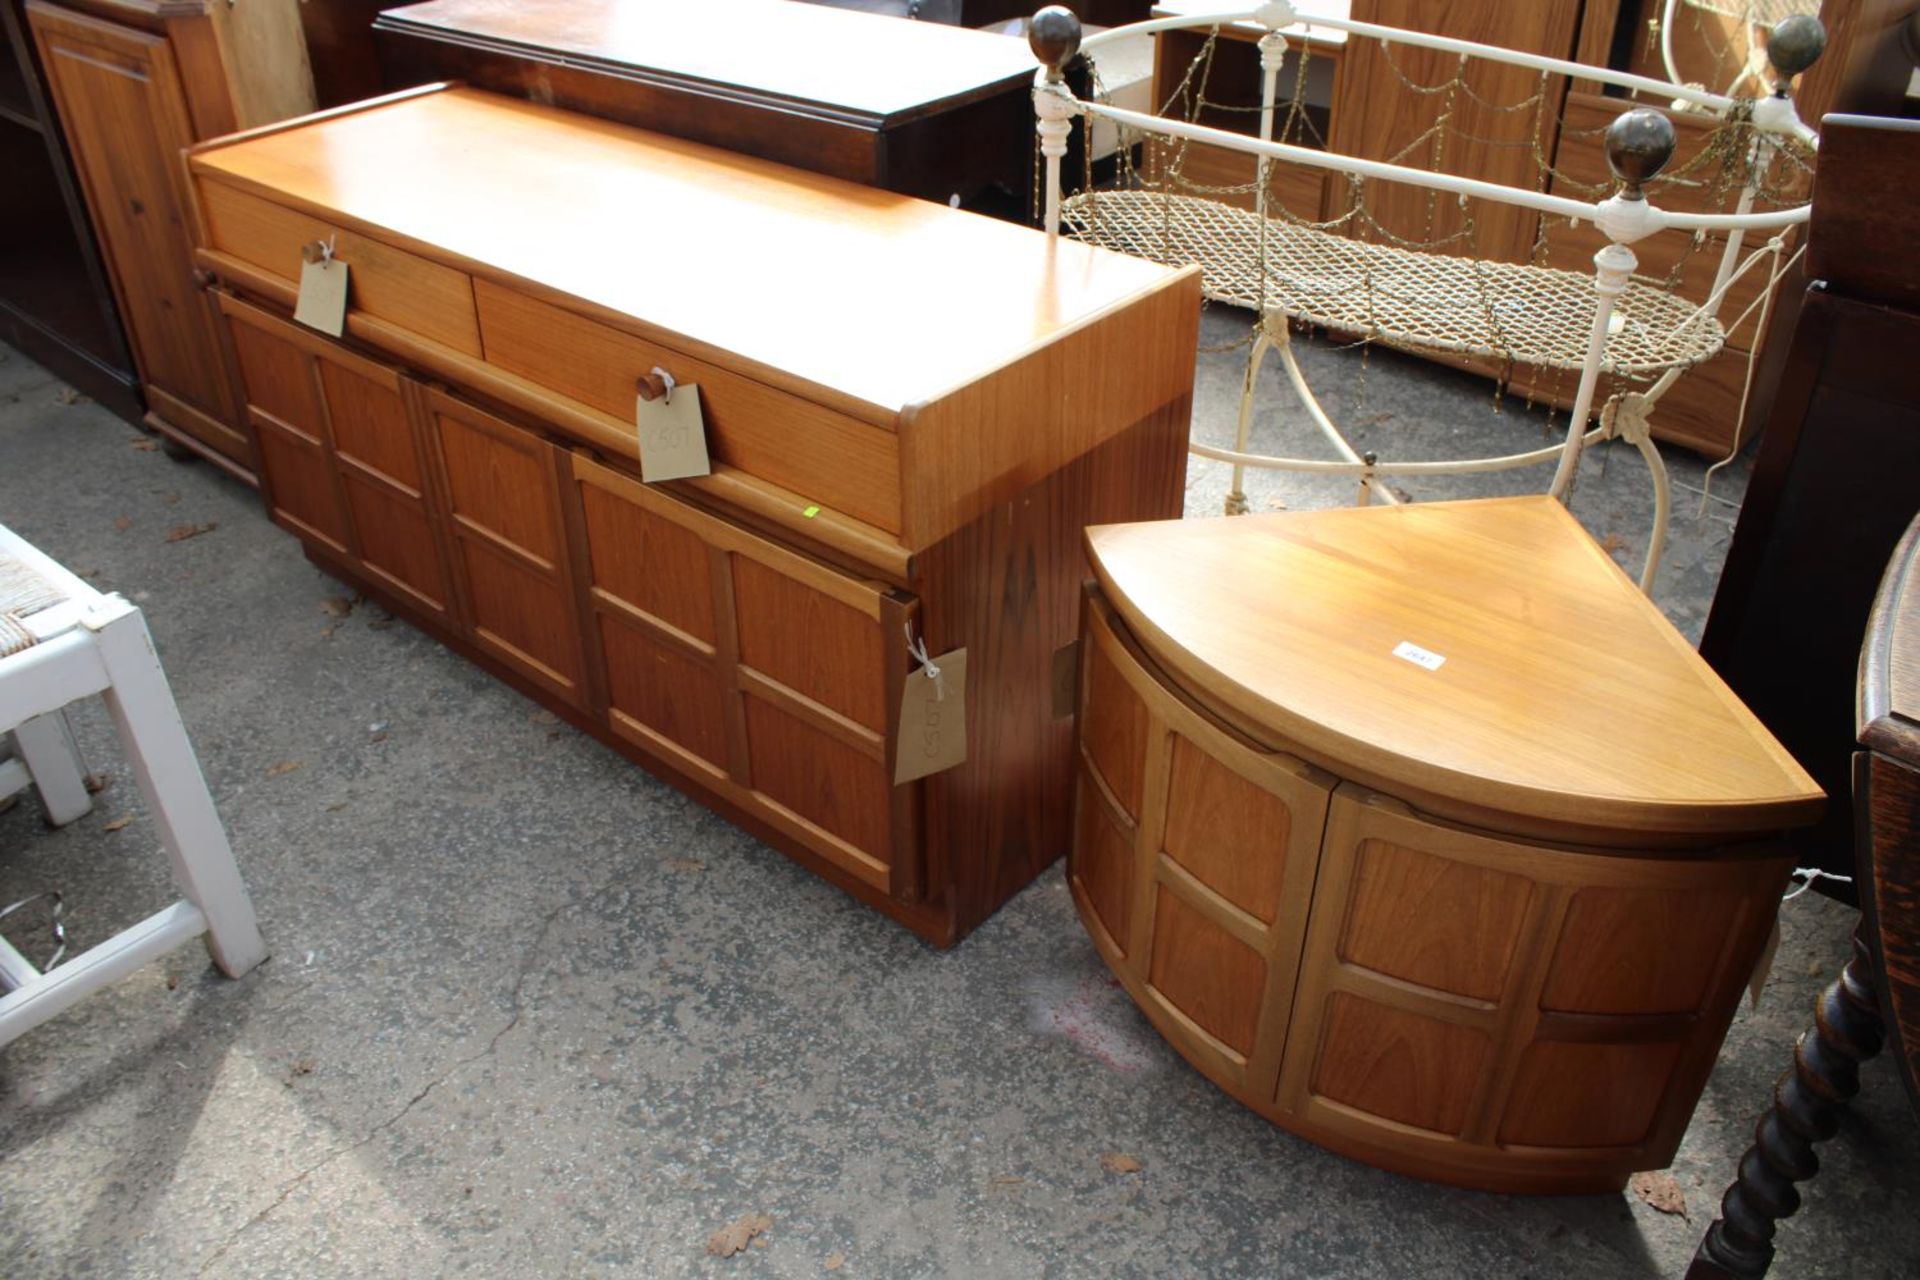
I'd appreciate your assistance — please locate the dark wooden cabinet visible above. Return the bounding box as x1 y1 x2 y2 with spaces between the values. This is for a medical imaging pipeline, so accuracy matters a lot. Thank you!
1703 115 1920 897
0 0 138 417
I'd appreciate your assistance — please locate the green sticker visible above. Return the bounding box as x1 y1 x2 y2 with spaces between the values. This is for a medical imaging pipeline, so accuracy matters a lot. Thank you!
802 505 821 519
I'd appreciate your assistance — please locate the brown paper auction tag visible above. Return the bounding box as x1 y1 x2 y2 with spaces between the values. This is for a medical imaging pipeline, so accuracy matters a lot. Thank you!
636 384 712 483
895 647 967 783
294 256 349 337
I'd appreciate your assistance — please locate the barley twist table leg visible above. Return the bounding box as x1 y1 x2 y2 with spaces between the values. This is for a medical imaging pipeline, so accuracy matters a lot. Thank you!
1686 927 1885 1280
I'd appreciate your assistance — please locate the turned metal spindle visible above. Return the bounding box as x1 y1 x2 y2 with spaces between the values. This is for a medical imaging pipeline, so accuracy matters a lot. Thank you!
1686 929 1887 1280
1029 5 1082 240
1549 108 1675 501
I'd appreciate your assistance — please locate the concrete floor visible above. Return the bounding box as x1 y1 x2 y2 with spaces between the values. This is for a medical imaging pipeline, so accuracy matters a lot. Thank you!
0 315 1915 1279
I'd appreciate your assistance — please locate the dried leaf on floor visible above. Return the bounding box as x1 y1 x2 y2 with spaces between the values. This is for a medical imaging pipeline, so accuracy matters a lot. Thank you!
667 857 706 874
529 709 560 725
289 1057 316 1077
54 386 81 405
706 1212 773 1257
989 1175 1025 1186
1629 1171 1688 1218
266 760 304 778
113 516 132 532
130 438 160 452
823 1253 845 1272
1600 532 1629 556
102 816 132 832
84 772 110 795
166 522 217 543
1099 1152 1142 1175
321 595 355 619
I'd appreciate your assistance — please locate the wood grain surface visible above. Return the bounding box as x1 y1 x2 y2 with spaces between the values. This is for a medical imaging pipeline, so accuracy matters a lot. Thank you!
1087 496 1823 839
190 86 1182 421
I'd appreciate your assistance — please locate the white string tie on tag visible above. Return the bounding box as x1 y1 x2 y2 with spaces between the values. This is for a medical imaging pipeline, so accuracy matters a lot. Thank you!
650 366 675 406
320 234 336 264
904 624 944 701
1782 867 1853 901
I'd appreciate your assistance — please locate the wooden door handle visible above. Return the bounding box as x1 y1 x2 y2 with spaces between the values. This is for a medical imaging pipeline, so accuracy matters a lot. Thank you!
636 369 673 402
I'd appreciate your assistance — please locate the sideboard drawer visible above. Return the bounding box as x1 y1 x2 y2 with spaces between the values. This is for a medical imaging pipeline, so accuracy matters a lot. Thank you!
200 181 482 357
478 280 903 535
570 451 918 898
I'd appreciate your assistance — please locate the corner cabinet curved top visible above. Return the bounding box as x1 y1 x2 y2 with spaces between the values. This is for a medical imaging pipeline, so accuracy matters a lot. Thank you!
186 84 1203 947
1071 497 1824 1192
184 84 1202 558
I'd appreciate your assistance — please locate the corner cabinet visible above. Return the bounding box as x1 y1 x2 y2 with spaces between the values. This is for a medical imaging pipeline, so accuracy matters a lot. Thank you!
26 0 314 479
1071 500 1823 1192
188 85 1201 945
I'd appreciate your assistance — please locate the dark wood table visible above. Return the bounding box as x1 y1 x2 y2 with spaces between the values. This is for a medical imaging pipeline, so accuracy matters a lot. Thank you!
372 0 1041 213
1688 513 1920 1279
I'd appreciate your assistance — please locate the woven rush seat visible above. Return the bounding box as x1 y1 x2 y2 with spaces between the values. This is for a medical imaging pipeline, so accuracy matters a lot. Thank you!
0 547 69 658
1061 190 1728 376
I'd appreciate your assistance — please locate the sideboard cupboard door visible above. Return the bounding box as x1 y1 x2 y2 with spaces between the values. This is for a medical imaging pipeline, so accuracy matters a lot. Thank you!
1070 588 1335 1099
423 388 589 709
27 2 245 470
570 453 920 901
1275 786 1790 1186
222 299 351 554
219 296 456 623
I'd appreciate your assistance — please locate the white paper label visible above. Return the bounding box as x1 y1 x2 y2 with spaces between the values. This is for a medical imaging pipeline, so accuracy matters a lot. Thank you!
636 384 712 483
1392 640 1446 671
293 258 349 337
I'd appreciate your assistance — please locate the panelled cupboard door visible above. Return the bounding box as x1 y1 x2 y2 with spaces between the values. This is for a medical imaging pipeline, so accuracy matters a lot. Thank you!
1070 589 1335 1100
424 389 589 709
27 1 245 465
1275 786 1790 1186
218 296 456 622
570 453 921 900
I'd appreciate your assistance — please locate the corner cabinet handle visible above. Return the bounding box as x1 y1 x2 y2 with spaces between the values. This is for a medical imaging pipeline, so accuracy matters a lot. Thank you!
636 369 671 403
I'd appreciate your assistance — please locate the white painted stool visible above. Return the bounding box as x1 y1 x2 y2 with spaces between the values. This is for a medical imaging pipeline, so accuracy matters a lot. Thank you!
0 523 266 1047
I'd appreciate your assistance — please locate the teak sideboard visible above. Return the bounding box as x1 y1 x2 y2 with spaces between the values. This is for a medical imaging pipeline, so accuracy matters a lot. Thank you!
185 85 1201 947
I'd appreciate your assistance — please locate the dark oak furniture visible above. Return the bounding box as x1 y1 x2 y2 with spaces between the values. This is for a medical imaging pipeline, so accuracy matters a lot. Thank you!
0 0 138 418
1069 497 1820 1192
1688 512 1920 1280
186 85 1200 947
372 0 1041 211
1702 113 1920 900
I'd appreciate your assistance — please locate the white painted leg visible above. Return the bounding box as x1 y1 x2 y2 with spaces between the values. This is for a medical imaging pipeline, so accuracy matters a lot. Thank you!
12 712 91 826
84 598 266 979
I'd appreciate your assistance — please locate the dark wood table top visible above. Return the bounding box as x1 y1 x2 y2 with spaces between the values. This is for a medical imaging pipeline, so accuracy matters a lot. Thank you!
1860 511 1920 1115
372 0 1037 127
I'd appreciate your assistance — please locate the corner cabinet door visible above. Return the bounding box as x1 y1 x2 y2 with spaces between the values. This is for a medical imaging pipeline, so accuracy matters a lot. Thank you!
421 389 590 709
27 1 245 467
218 296 458 624
569 452 922 901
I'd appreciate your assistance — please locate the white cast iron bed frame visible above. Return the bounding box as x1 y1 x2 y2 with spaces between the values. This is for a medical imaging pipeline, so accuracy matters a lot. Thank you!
1031 1 1822 589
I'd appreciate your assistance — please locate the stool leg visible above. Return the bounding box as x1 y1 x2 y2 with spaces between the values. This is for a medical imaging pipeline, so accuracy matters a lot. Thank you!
13 711 92 826
85 600 266 978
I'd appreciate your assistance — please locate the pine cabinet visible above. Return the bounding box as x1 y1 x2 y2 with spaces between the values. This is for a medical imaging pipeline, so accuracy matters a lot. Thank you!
26 0 314 478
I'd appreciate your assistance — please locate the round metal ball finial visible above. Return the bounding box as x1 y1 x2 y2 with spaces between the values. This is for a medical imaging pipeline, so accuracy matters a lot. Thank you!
1604 108 1676 199
1766 14 1827 85
1029 6 1082 79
